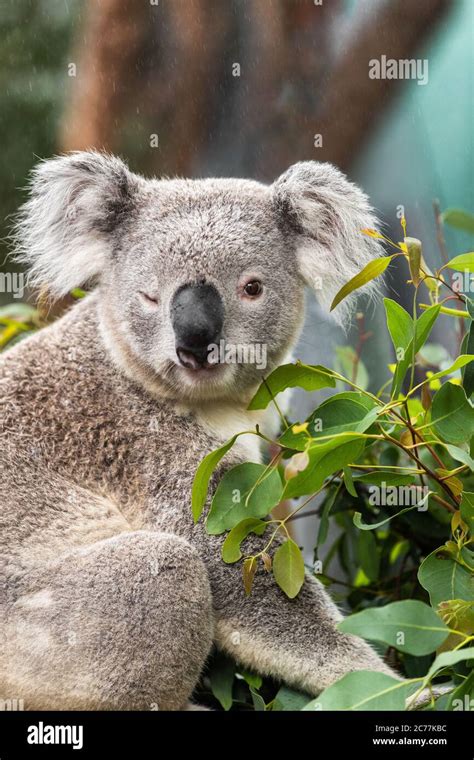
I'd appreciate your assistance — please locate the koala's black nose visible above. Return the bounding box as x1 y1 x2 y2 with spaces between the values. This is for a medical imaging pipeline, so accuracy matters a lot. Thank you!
171 282 224 369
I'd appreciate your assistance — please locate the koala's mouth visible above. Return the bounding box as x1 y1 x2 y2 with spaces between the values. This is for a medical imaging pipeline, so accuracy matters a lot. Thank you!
175 357 226 383
175 347 219 373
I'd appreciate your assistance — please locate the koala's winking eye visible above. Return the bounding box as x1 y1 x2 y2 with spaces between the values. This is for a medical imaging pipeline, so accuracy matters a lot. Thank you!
139 291 158 307
242 280 263 298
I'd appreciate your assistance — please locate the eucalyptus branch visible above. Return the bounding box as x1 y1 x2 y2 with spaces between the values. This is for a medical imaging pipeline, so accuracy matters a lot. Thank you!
380 431 458 511
403 400 426 489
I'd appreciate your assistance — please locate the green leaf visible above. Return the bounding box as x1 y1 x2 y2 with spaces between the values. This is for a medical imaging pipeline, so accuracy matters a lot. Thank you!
242 556 258 596
330 256 393 312
206 463 283 535
447 670 474 710
417 354 474 386
191 435 239 522
391 305 440 397
423 648 474 686
405 237 422 285
358 530 380 581
303 671 416 711
221 518 267 563
431 383 474 445
272 686 311 711
354 471 416 487
248 363 335 411
70 287 87 298
316 484 341 546
338 600 449 656
209 654 235 711
442 208 474 234
460 492 474 534
354 502 423 531
279 392 375 450
0 302 37 320
384 298 413 357
438 599 474 635
463 321 474 397
249 686 266 711
272 539 305 599
239 670 263 690
343 466 357 497
409 304 441 355
444 444 474 471
282 434 365 500
389 540 410 565
444 253 474 272
418 548 474 607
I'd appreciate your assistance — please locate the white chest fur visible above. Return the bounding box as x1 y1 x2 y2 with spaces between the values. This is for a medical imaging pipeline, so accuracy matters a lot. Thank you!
195 403 264 463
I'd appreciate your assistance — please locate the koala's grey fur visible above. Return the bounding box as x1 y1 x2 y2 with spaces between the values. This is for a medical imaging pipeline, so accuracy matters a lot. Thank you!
1 152 394 710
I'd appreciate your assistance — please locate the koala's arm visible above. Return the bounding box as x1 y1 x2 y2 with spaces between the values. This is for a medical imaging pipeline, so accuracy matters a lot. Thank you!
176 516 396 696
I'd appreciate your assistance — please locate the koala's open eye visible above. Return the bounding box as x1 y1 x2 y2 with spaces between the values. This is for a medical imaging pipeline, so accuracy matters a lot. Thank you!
139 291 159 307
242 280 263 299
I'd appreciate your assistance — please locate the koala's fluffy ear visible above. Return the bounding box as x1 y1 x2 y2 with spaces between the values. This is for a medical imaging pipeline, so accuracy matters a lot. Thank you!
13 151 143 296
272 161 384 324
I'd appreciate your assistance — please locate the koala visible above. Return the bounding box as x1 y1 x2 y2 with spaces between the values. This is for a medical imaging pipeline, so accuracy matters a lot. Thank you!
0 152 394 711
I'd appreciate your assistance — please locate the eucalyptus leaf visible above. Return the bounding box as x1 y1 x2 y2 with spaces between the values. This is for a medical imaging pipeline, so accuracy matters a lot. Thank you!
444 253 474 272
391 305 440 397
338 600 448 655
460 492 474 534
248 362 335 411
272 539 305 599
272 686 311 711
384 298 413 357
416 354 474 387
431 383 474 445
442 208 474 233
354 471 416 487
418 547 474 607
423 647 474 687
343 466 357 498
282 434 366 500
463 321 474 397
279 392 375 450
358 530 380 581
330 256 393 312
444 444 474 471
405 237 422 285
303 671 416 711
447 670 474 711
221 518 268 563
209 654 235 711
206 463 282 535
354 504 421 531
317 485 341 546
192 435 239 522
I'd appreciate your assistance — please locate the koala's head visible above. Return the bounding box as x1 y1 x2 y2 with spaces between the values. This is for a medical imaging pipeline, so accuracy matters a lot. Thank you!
14 152 383 404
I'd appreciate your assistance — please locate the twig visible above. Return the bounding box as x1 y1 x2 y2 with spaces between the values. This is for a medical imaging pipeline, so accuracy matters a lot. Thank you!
433 199 449 265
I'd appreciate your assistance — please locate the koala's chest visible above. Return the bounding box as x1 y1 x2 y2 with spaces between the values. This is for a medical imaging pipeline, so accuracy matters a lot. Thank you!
51 390 262 500
139 402 264 479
